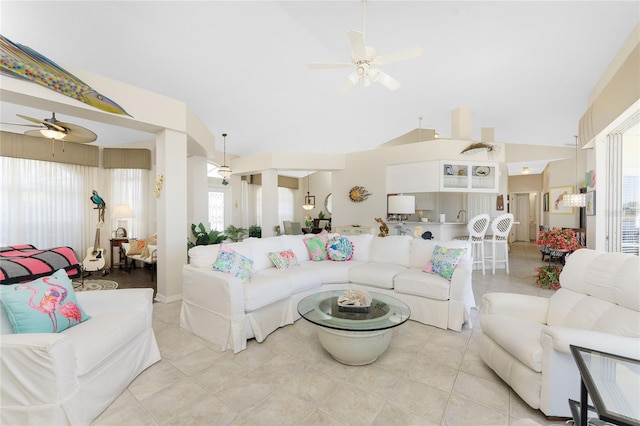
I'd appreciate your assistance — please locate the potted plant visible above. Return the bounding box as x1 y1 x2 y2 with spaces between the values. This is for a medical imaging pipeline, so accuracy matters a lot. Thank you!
187 223 226 249
248 224 262 238
534 228 582 289
225 225 248 242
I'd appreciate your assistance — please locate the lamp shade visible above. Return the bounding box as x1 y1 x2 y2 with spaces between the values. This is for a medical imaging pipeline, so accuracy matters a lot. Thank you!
111 204 135 219
388 195 415 214
217 165 232 179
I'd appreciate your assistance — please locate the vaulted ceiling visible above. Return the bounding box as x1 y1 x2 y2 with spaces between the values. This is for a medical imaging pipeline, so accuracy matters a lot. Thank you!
1 1 638 160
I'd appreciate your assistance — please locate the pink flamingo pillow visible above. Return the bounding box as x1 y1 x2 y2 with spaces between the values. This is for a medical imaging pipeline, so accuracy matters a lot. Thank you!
0 268 91 333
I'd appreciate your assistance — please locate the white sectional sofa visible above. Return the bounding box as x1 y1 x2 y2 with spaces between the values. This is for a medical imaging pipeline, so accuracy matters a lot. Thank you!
1 287 161 425
480 249 640 417
181 234 475 353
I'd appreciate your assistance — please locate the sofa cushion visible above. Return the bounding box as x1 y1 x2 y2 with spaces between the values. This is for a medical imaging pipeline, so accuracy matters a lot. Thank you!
409 239 471 268
423 245 468 280
279 235 310 262
300 260 362 284
267 250 298 270
393 268 451 300
0 269 91 334
304 236 328 261
212 245 254 283
349 263 407 289
251 237 285 272
188 244 220 268
480 314 545 372
346 234 373 262
370 235 411 267
244 274 292 312
126 239 148 255
327 236 354 261
260 267 322 294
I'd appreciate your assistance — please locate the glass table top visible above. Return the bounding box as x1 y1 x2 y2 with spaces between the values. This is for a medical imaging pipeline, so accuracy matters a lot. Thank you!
570 345 640 426
297 290 411 332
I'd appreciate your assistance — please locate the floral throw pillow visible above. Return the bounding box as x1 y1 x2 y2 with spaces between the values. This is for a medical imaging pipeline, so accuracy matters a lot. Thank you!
423 245 467 280
0 268 91 333
304 236 328 261
267 249 298 270
212 245 254 283
326 236 354 262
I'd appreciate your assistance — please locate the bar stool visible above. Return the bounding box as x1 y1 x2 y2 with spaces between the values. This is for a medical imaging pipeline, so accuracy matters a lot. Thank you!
484 213 515 274
454 214 490 274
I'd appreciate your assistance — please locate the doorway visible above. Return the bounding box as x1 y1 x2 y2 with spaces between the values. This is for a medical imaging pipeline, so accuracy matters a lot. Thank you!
512 192 539 242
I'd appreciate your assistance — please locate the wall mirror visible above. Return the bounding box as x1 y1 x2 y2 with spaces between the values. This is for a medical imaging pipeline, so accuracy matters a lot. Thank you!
324 193 332 215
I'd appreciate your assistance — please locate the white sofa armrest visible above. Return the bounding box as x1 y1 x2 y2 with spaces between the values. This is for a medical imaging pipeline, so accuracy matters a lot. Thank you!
542 326 640 359
1 333 82 424
481 293 549 323
77 288 154 321
449 259 472 301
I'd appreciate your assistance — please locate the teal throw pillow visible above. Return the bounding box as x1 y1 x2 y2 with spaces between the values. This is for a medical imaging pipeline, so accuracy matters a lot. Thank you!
212 245 254 283
326 236 354 261
423 245 467 280
0 268 91 333
267 249 299 270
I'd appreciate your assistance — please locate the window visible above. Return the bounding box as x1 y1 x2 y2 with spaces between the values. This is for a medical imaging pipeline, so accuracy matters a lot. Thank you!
255 187 294 227
107 168 148 238
208 191 225 232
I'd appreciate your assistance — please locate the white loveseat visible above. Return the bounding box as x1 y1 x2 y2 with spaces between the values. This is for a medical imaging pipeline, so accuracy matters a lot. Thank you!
480 249 640 417
181 234 475 353
1 288 161 425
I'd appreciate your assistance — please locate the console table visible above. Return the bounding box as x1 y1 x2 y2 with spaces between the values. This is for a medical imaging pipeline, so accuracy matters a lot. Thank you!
569 345 640 426
109 238 129 270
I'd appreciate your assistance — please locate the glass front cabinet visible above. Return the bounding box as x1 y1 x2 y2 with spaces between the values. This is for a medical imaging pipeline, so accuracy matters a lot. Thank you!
440 161 498 192
386 160 499 194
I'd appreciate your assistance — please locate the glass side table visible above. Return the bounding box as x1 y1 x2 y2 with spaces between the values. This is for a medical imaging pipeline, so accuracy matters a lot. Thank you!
570 345 640 426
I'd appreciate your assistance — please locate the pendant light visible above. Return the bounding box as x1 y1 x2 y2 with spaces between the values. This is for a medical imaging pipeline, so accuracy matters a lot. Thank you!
562 135 586 208
217 133 232 186
302 171 315 210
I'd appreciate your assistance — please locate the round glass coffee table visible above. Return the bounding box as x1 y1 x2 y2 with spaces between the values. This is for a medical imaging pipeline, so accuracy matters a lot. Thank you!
297 290 411 365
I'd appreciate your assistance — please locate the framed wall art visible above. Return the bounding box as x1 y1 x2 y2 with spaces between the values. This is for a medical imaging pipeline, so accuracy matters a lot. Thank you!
586 191 596 215
549 186 574 214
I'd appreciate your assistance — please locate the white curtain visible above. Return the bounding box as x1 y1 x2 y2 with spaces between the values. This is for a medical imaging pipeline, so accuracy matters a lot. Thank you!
0 157 99 257
255 186 294 228
106 168 149 239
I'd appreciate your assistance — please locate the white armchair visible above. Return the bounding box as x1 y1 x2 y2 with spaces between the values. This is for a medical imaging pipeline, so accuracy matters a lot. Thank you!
1 288 161 425
480 249 640 417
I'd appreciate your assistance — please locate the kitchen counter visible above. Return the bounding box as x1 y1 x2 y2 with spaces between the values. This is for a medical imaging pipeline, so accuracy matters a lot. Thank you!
390 221 467 240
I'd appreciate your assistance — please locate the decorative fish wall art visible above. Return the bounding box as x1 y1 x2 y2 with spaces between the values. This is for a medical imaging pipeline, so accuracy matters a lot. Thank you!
0 34 130 116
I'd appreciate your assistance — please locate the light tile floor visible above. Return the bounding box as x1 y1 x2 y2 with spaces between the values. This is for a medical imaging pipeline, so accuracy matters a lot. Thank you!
94 242 569 426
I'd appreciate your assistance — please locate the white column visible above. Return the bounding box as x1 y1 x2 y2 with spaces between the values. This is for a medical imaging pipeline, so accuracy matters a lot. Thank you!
155 129 188 303
261 170 279 237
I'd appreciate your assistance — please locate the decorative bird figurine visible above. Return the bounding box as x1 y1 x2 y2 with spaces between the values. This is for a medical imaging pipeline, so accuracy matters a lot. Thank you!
90 190 106 222
0 34 131 116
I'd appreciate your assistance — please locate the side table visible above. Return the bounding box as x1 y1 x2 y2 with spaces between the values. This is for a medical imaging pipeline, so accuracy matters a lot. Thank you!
569 345 640 426
109 238 129 270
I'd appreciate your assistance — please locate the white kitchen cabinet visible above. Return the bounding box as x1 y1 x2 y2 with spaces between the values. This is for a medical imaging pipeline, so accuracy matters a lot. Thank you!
386 160 499 194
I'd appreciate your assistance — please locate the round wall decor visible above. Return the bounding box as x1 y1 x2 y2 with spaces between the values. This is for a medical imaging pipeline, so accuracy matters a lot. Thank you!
475 166 490 176
349 186 371 202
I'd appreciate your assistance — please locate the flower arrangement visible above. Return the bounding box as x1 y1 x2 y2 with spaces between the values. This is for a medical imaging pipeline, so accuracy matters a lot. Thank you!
304 215 313 228
534 264 563 290
535 228 582 252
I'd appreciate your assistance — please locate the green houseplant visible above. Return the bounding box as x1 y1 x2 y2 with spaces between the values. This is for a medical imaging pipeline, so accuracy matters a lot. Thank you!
248 224 262 238
187 223 226 249
225 225 248 242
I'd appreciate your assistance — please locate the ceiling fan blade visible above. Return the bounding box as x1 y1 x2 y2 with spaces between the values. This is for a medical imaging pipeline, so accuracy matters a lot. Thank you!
0 121 43 128
372 46 423 65
371 69 401 90
56 122 97 143
339 71 360 93
347 30 367 60
16 113 66 132
307 62 353 69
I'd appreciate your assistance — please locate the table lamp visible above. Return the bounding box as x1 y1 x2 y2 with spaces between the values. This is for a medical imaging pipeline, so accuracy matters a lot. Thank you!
111 204 134 238
388 195 415 235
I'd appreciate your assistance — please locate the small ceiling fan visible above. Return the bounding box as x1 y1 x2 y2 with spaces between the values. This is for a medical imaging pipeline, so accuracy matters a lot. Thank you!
308 0 422 92
1 112 97 143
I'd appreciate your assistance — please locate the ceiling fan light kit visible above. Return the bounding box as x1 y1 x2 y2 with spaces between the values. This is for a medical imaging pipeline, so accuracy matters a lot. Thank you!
308 0 422 92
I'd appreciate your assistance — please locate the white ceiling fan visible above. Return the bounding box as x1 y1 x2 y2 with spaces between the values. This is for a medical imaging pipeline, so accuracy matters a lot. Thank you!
308 0 422 92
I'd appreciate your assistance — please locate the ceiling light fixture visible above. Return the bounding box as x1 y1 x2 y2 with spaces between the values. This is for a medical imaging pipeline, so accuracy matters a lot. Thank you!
40 128 66 140
520 166 531 174
562 135 586 208
302 171 315 210
218 133 232 186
